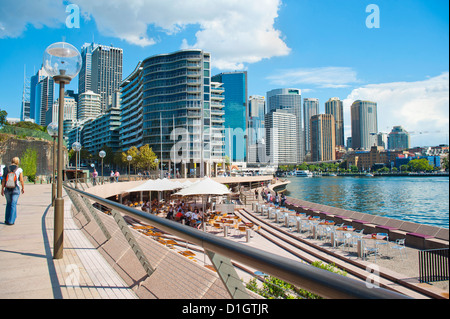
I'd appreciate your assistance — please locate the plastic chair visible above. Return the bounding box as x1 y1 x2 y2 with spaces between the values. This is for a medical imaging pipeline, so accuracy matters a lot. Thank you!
391 238 407 260
363 240 379 261
376 232 389 253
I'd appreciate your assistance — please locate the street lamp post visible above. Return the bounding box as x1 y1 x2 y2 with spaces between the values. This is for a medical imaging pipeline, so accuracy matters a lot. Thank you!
99 150 106 184
72 141 82 188
43 42 81 260
127 155 132 180
47 122 58 206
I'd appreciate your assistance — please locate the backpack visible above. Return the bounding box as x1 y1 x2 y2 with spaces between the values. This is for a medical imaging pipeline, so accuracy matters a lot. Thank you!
5 166 18 189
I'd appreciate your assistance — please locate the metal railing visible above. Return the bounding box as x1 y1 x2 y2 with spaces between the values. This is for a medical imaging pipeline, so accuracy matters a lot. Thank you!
419 248 449 283
63 180 410 299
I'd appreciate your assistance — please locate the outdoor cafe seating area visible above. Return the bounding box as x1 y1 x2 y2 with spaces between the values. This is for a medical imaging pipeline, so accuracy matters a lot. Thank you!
253 202 407 261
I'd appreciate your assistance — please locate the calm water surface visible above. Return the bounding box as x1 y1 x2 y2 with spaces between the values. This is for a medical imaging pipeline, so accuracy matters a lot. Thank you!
285 176 449 229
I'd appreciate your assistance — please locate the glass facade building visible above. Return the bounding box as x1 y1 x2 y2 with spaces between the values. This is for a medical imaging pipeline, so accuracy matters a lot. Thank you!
303 98 319 159
211 71 248 162
140 49 225 177
325 97 345 147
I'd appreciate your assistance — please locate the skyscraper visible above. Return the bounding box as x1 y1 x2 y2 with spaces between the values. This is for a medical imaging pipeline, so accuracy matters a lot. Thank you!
30 66 54 125
265 109 297 165
351 100 378 150
77 90 101 121
310 114 336 162
303 98 319 160
267 88 303 163
78 42 99 95
211 71 248 162
325 97 344 147
388 126 410 150
141 49 225 177
90 44 123 112
248 95 266 163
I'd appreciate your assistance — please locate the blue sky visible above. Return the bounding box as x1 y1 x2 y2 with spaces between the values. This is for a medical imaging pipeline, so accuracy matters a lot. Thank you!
0 0 448 147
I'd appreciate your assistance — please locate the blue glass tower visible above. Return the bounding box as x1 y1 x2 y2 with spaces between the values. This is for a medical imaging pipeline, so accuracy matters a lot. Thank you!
211 71 248 162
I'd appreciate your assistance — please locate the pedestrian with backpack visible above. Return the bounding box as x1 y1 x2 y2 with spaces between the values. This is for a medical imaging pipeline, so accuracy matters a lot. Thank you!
1 157 25 225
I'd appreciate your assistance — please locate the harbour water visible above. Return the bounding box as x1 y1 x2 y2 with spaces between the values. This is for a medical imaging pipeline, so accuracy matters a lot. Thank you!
285 175 449 229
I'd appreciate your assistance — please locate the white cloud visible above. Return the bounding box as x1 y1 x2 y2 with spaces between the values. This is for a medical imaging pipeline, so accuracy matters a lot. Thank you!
73 0 290 70
0 0 66 38
266 67 359 88
343 72 449 147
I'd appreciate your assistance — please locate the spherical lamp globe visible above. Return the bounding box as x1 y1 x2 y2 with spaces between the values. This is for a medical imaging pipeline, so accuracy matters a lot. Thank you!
72 141 82 152
43 42 81 83
47 122 58 137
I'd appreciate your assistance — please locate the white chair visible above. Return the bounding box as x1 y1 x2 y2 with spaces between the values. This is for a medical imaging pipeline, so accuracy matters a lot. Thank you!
376 232 389 253
363 240 379 261
391 238 407 260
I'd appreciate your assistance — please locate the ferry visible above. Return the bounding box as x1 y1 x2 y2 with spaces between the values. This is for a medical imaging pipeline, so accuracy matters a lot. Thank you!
296 170 313 177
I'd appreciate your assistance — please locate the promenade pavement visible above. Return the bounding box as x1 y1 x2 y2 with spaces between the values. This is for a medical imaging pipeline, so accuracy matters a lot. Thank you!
0 183 137 299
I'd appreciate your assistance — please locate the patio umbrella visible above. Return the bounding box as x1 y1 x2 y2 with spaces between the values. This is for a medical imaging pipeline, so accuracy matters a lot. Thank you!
173 177 231 230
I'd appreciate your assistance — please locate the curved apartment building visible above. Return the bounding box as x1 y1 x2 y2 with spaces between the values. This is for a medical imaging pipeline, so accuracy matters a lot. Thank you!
120 50 225 176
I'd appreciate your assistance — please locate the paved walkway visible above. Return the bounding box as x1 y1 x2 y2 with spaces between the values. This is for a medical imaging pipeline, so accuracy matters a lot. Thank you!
0 184 137 299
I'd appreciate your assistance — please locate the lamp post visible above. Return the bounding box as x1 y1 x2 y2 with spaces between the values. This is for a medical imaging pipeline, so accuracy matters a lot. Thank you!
72 141 82 188
47 122 58 206
99 150 106 184
43 41 81 259
127 155 132 180
155 158 159 179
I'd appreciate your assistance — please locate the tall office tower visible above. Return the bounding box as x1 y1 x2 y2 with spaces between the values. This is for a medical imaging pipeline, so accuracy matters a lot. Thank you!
210 82 226 163
141 49 225 177
310 114 336 162
90 44 123 112
267 88 303 163
248 95 266 145
265 109 297 165
120 62 143 151
377 132 388 149
247 95 266 163
77 90 101 121
303 98 319 160
387 126 410 150
325 97 344 147
211 71 248 162
350 100 378 150
34 68 54 126
20 66 31 121
78 42 99 95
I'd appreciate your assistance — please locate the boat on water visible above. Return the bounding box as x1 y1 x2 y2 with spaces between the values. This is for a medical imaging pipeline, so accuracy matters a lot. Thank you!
365 173 374 177
296 170 313 177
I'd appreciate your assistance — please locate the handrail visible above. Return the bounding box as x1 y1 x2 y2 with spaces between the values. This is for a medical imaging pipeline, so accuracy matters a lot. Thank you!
63 182 410 299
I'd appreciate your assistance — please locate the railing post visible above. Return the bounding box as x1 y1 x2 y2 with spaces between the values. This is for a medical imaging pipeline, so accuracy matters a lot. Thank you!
205 250 250 299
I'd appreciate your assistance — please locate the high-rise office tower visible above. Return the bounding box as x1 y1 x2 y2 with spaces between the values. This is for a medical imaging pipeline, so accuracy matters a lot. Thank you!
90 44 123 112
325 97 344 147
388 126 410 150
247 95 266 163
303 98 319 160
267 88 303 163
351 100 378 150
30 66 54 125
78 42 99 95
265 109 297 165
310 114 336 162
211 71 248 162
141 49 225 177
20 66 31 121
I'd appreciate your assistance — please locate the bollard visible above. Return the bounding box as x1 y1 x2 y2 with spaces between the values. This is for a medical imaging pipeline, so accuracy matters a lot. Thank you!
246 229 251 242
224 225 229 237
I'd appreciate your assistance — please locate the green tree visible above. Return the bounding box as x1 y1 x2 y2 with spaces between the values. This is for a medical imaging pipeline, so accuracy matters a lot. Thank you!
136 144 158 171
0 109 7 127
21 148 37 182
408 158 434 172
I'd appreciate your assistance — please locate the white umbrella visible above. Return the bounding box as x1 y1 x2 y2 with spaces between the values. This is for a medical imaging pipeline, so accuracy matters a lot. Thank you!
174 177 231 196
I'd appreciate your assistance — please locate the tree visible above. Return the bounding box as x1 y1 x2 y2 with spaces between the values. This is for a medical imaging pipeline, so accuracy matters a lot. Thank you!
21 148 37 182
442 154 449 171
0 109 7 127
136 144 158 171
408 158 434 172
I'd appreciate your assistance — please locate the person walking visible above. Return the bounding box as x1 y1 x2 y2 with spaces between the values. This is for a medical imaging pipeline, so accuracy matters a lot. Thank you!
1 157 25 225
